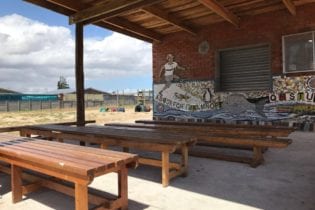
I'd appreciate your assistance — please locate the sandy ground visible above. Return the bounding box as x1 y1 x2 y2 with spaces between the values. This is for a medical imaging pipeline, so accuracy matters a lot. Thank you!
0 109 314 210
0 106 153 127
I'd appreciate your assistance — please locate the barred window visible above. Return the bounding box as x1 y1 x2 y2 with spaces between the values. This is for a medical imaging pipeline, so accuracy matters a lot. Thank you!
283 31 315 73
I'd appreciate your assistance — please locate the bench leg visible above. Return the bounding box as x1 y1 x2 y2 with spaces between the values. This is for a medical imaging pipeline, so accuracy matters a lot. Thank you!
100 144 108 149
251 147 265 168
75 183 88 210
180 146 189 177
162 151 170 187
122 147 129 153
118 166 128 210
11 165 23 203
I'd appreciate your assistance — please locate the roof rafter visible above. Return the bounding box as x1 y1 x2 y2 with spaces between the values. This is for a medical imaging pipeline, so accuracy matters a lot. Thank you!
69 0 163 25
198 0 240 27
24 0 157 42
282 0 296 16
106 17 163 42
142 6 197 36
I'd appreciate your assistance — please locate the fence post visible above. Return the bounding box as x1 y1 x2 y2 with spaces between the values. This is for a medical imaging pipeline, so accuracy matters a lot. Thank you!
18 101 21 111
6 101 9 112
40 100 43 110
49 100 52 109
29 100 32 111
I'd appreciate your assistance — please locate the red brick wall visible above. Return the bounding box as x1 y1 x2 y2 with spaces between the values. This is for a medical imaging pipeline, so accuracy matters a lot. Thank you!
153 4 315 83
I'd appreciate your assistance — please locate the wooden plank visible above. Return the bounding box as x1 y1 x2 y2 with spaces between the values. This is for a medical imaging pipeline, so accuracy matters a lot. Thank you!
198 0 240 27
142 6 197 35
69 0 163 25
282 0 296 15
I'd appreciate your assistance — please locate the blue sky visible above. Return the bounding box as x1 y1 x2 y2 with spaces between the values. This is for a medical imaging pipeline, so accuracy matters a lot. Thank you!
0 0 152 93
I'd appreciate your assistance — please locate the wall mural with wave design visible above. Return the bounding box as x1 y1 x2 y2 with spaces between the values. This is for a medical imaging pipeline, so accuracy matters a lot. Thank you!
153 76 315 122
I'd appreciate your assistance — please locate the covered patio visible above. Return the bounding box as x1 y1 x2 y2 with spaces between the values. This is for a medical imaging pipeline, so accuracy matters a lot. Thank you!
0 0 315 210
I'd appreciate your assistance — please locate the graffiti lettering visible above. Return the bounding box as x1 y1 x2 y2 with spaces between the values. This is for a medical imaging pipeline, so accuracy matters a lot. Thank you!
269 92 315 103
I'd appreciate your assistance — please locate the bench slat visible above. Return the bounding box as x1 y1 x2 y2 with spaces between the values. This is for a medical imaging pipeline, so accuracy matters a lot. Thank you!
106 123 293 137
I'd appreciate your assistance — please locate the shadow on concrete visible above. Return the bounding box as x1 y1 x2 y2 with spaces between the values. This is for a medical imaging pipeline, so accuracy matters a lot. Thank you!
0 173 149 210
126 132 315 210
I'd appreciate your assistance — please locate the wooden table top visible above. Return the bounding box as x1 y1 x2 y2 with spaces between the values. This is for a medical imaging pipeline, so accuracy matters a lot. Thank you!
25 124 197 146
0 134 138 178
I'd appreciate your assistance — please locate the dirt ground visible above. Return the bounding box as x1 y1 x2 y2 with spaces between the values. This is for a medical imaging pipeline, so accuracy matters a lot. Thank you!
0 106 153 127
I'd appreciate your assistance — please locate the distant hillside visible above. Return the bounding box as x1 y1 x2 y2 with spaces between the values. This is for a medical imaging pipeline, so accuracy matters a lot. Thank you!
0 88 20 94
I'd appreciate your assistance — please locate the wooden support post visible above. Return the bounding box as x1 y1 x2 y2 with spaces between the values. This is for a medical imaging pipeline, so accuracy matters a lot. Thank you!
118 166 128 210
11 165 23 203
161 151 170 187
75 23 86 146
75 183 88 210
75 23 85 127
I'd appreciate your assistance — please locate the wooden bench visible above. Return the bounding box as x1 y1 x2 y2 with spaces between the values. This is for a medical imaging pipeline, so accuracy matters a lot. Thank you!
107 122 293 167
20 124 197 187
0 120 96 133
0 133 138 210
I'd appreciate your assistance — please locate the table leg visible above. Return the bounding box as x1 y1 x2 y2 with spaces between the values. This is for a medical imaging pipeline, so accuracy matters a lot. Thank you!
162 151 170 187
75 183 88 210
181 146 189 177
251 147 264 168
11 165 23 203
118 166 128 210
122 147 129 153
100 144 108 149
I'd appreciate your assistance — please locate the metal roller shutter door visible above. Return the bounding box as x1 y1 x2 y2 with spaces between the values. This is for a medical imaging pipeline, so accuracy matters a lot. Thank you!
219 45 271 91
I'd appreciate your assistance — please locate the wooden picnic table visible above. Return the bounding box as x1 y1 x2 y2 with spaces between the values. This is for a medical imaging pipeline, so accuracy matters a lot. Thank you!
20 124 197 187
135 120 296 132
0 133 138 210
106 122 293 167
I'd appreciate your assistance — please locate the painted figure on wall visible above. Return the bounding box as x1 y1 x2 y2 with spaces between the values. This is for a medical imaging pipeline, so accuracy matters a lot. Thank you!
158 54 186 97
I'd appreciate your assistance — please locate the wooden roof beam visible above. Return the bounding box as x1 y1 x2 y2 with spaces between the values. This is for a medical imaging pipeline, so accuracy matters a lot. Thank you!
24 0 155 43
69 0 162 25
106 17 163 42
282 0 296 16
198 0 240 27
95 22 154 43
142 6 197 36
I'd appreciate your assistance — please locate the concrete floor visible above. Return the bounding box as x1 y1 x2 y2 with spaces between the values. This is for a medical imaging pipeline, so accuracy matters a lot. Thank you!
0 131 314 210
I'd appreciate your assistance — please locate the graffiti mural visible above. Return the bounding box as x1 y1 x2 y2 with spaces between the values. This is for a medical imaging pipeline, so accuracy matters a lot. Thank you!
153 76 315 122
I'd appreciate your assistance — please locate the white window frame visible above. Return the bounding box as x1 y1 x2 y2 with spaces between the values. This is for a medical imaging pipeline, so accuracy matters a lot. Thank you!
282 31 315 73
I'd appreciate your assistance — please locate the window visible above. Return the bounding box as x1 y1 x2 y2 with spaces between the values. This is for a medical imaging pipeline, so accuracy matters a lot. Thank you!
283 31 315 73
217 44 271 92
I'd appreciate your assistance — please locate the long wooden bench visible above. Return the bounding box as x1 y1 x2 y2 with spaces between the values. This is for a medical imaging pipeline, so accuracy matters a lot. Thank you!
0 120 96 133
20 124 197 187
0 133 138 210
135 120 295 134
106 122 293 167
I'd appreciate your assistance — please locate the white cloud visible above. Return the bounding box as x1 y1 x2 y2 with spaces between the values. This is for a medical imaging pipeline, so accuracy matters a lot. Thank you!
0 14 152 93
